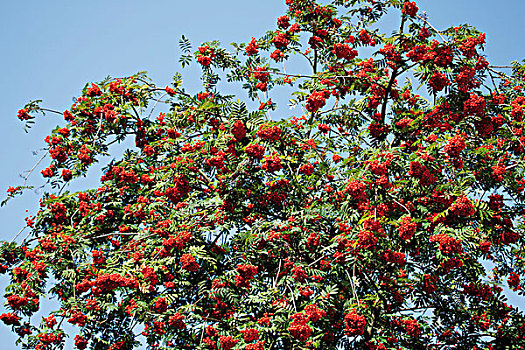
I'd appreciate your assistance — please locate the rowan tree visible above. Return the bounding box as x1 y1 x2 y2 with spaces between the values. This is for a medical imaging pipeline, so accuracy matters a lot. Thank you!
2 0 525 349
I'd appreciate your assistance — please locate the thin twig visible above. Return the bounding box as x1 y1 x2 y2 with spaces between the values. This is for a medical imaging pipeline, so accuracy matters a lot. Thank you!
273 259 282 288
416 15 446 42
345 267 358 302
23 154 47 186
40 108 63 116
286 284 297 312
88 231 141 240
489 67 512 80
386 193 412 214
147 92 168 119
10 226 27 243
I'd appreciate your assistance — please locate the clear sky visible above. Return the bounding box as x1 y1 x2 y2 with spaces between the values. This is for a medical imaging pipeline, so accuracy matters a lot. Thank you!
1 1 525 348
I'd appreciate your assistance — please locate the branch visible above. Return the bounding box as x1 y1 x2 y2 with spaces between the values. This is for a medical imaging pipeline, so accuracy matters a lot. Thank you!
273 259 282 288
313 48 318 74
147 92 168 119
22 154 47 186
88 231 142 240
10 226 27 243
40 108 63 116
488 67 512 80
416 15 447 42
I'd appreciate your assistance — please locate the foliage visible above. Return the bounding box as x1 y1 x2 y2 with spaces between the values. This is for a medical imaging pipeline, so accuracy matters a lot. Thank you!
2 0 525 349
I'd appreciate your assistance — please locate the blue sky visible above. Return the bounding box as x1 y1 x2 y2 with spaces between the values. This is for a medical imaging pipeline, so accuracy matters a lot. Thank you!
1 0 525 348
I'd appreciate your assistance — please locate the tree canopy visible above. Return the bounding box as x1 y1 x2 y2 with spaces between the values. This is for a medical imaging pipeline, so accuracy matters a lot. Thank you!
2 0 525 349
